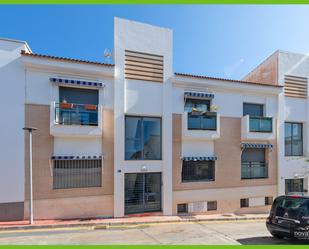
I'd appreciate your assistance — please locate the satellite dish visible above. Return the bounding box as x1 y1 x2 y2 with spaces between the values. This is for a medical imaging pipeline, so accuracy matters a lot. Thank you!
104 48 112 58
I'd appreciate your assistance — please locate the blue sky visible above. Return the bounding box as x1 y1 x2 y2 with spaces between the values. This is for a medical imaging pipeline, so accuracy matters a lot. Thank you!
1 5 309 79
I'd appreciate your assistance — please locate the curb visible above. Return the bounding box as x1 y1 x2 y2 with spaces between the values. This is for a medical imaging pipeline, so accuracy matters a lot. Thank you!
0 216 267 232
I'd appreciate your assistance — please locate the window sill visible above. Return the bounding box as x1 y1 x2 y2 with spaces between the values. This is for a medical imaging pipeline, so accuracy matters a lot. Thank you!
284 155 304 158
181 179 215 183
124 159 163 161
241 177 268 180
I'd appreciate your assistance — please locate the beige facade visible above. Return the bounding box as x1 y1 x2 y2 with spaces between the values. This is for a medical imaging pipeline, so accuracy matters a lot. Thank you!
243 51 279 85
24 104 114 219
172 114 277 214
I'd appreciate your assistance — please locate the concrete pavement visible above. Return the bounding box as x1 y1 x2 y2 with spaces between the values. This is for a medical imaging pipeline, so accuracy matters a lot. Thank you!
0 220 305 245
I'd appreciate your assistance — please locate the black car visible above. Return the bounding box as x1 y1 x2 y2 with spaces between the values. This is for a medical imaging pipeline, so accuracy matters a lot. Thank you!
266 195 309 240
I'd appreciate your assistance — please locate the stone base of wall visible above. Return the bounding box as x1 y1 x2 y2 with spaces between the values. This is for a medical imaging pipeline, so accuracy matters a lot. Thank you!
0 202 24 221
24 195 113 220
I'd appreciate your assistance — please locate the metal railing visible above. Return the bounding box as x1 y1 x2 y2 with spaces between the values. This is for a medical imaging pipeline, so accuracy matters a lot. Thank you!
188 112 217 130
55 103 98 126
249 116 272 133
53 159 102 189
241 162 268 179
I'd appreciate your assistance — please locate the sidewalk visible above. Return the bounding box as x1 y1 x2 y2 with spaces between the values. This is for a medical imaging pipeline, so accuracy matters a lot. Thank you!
0 213 268 231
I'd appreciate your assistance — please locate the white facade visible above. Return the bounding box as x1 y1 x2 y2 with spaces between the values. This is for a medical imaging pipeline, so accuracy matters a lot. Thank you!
0 39 30 204
276 51 309 195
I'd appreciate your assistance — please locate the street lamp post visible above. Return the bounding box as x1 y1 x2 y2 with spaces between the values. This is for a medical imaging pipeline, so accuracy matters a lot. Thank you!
23 127 37 225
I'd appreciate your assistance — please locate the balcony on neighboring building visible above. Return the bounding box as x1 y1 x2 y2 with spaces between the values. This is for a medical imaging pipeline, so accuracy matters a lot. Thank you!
241 115 275 140
50 101 103 137
182 111 220 140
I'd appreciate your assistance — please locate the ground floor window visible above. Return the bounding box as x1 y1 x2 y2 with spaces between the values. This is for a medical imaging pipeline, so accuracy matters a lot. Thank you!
53 159 102 189
265 196 273 205
241 148 267 179
285 178 304 194
240 198 249 208
207 201 217 211
177 203 188 214
182 160 215 182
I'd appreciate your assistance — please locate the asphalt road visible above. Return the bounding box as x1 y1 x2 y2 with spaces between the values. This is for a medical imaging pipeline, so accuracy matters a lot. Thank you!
0 220 307 245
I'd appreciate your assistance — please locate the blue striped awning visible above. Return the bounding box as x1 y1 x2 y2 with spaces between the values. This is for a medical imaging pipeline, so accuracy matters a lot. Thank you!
241 143 273 149
50 77 105 88
51 155 103 160
182 156 217 162
184 91 214 99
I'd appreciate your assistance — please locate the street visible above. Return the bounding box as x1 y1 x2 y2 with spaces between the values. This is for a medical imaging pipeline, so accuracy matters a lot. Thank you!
0 220 307 245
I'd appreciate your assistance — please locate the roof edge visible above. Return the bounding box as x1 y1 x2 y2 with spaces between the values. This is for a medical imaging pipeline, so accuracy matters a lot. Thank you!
0 37 32 53
175 72 283 88
20 50 114 68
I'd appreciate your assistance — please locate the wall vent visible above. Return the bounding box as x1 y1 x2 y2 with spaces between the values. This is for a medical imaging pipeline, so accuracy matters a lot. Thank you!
284 75 307 99
125 50 163 83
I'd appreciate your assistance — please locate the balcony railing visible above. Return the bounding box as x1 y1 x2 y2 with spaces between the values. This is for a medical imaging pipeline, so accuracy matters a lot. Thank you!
241 162 268 179
188 112 217 130
55 103 98 126
249 116 272 133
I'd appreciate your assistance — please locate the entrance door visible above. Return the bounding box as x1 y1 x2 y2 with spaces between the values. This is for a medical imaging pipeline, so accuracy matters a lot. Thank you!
125 173 161 214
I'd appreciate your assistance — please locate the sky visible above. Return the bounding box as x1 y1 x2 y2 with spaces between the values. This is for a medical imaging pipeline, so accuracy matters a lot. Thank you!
1 5 309 80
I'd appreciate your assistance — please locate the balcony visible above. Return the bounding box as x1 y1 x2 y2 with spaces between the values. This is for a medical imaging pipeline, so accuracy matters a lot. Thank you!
50 102 103 137
182 112 220 140
241 162 268 179
55 103 99 126
241 115 275 140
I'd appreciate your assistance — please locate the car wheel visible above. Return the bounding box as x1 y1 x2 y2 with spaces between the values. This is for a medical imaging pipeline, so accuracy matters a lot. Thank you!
271 232 284 239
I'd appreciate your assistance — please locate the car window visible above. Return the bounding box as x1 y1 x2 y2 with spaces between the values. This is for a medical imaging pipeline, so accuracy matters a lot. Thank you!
275 197 308 218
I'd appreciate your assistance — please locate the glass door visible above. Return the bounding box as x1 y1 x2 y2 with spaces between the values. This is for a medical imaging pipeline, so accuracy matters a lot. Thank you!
125 173 161 214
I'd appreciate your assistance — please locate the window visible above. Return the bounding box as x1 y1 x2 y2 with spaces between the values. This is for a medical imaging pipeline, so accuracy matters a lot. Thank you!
243 103 264 117
285 122 303 156
241 148 267 179
182 160 215 182
185 99 210 113
207 201 217 211
59 86 98 105
265 196 273 205
57 87 99 126
53 159 102 189
125 116 162 160
285 178 304 194
177 203 188 214
240 198 249 208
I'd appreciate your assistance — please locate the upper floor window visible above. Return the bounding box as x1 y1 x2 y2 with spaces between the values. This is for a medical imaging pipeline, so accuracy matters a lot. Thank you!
185 99 210 113
59 86 98 105
56 87 99 126
125 116 162 160
285 122 303 156
243 103 264 117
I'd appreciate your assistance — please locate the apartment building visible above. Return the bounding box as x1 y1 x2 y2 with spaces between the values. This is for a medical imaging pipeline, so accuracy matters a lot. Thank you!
244 50 309 196
0 17 303 221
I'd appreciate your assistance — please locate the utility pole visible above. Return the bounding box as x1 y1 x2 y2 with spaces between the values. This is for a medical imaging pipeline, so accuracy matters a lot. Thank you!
23 127 37 225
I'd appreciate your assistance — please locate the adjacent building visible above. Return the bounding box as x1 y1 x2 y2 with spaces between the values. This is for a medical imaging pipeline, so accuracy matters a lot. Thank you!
0 17 307 221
